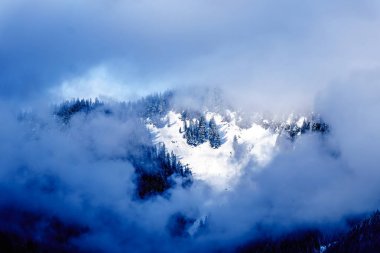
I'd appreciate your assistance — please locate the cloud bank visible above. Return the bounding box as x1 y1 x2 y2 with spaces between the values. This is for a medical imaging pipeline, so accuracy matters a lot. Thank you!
1 0 380 110
1 0 380 252
1 73 380 252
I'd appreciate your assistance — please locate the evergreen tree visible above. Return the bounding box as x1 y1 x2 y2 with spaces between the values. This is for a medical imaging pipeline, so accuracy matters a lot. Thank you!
186 120 199 146
208 117 221 148
134 143 192 199
198 115 207 143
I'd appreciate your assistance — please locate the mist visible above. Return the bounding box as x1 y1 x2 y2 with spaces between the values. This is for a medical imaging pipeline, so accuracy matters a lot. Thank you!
1 0 380 252
0 75 379 251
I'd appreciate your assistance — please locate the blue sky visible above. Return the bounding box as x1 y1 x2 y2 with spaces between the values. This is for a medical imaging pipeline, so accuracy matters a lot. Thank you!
1 0 380 109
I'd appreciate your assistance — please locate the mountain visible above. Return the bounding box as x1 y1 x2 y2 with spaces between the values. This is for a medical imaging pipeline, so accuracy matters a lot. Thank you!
148 110 327 191
325 211 380 253
53 90 328 194
2 90 377 253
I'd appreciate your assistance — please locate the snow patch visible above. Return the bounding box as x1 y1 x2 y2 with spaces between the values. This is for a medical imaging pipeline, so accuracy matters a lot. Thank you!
147 111 279 191
296 116 307 128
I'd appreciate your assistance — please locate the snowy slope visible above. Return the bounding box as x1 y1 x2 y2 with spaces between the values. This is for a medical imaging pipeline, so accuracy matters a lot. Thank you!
147 111 279 191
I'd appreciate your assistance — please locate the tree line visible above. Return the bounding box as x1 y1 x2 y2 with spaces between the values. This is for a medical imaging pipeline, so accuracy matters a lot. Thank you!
180 112 221 149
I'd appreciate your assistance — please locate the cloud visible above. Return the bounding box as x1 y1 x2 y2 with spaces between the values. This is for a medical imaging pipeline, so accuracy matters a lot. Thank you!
50 66 136 102
316 71 380 180
50 65 171 102
1 0 380 109
1 0 380 252
1 72 380 252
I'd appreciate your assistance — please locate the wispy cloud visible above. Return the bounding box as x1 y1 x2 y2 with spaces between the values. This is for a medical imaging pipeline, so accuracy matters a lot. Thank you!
1 1 380 252
1 0 379 108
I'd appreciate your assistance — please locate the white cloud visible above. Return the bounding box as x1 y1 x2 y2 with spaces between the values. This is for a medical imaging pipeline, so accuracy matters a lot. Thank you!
2 0 380 106
51 66 170 102
52 66 130 101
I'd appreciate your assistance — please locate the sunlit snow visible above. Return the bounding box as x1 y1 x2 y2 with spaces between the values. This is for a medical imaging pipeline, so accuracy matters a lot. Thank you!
147 111 279 191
